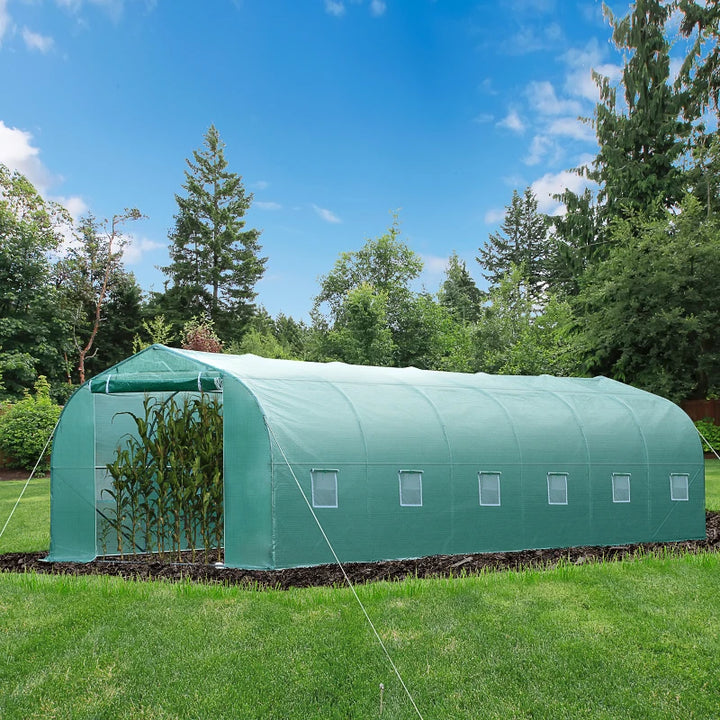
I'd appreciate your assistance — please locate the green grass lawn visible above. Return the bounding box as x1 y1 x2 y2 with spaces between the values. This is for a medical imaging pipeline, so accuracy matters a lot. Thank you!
705 458 720 511
1 552 719 719
1 466 719 718
0 476 49 553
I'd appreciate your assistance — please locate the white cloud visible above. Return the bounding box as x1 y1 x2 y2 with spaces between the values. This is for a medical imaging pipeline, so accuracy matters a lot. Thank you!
255 201 282 211
496 109 525 133
313 204 341 223
669 56 683 84
0 120 88 220
324 0 345 17
524 134 553 166
53 194 89 220
502 174 526 187
473 112 494 124
507 22 564 54
369 0 386 17
22 27 54 53
484 208 505 224
579 2 604 25
421 254 449 275
251 179 270 190
0 121 53 191
547 117 595 142
505 0 556 12
0 0 10 44
478 78 498 95
122 235 165 265
56 0 128 22
526 81 581 116
563 41 622 103
530 167 594 215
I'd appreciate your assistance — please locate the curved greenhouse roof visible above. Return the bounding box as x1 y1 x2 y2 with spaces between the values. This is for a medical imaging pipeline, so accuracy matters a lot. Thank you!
48 345 705 568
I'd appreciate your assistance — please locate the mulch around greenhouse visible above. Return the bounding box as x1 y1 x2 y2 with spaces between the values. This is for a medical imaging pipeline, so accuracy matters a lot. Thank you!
2 512 719 591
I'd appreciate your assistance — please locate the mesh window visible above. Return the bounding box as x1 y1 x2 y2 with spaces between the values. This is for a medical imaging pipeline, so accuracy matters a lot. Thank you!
479 472 501 506
612 474 631 503
399 471 423 507
547 473 568 505
311 470 338 508
670 473 689 502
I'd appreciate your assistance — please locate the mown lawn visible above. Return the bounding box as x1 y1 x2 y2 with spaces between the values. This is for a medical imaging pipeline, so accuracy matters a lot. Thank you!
0 476 49 553
1 552 719 719
0 465 719 718
705 458 720 511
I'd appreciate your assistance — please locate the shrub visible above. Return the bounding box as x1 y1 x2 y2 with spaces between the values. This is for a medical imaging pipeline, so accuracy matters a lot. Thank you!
0 376 62 472
181 317 223 353
694 418 720 454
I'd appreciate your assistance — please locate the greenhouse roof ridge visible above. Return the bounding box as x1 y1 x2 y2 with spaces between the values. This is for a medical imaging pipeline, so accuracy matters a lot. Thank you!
122 344 648 398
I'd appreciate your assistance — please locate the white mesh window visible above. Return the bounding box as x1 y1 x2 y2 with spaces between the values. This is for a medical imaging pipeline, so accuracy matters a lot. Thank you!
479 472 501 506
311 469 338 508
547 473 568 505
670 473 689 502
612 473 631 503
399 471 423 507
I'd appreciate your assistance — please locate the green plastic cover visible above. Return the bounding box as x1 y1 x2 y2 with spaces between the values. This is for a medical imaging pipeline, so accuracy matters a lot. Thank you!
47 344 705 569
88 371 222 394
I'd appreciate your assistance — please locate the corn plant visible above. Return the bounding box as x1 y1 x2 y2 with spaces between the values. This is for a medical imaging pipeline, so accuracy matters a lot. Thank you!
103 452 131 559
105 391 223 563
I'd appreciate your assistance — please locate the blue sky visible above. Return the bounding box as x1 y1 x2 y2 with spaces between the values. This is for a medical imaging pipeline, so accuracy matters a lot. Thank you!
1 0 655 320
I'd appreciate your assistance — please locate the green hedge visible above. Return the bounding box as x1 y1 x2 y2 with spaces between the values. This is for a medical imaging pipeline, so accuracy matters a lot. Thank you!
0 377 61 472
694 418 720 454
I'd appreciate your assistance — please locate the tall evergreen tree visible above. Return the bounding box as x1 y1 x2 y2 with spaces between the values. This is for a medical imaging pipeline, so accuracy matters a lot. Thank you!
589 0 691 220
477 187 548 301
161 125 266 340
678 0 720 121
545 188 601 297
677 2 720 218
438 252 484 323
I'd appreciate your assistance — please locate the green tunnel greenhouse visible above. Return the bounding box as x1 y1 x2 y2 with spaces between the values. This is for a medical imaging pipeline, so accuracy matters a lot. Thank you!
47 344 706 569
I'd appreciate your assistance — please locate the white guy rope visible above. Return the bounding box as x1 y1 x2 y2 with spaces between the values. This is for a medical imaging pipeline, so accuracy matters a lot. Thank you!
696 426 720 462
0 417 60 543
265 422 426 720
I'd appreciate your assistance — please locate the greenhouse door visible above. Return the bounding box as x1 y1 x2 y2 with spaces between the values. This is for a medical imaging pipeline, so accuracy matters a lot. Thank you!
93 390 224 561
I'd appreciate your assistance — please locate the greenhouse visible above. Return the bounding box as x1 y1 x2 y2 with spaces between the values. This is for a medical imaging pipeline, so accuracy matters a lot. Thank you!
47 344 706 569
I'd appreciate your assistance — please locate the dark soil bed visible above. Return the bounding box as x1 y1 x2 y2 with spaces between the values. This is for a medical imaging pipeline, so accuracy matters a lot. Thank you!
2 512 719 591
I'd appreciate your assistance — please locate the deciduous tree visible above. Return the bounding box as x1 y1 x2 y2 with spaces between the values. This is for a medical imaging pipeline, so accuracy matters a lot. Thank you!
572 196 720 401
57 210 144 384
0 165 72 396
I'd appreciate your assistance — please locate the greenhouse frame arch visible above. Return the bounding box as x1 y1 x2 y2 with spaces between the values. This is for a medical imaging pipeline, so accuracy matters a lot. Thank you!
48 345 705 568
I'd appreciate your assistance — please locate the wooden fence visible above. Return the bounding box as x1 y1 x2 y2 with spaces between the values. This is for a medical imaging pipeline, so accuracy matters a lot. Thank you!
681 398 720 424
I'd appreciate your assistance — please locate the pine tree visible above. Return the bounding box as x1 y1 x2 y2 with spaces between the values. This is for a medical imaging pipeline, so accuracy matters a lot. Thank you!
161 125 266 340
589 0 691 219
678 1 720 218
477 187 548 301
545 188 601 297
438 252 484 323
678 0 720 121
